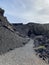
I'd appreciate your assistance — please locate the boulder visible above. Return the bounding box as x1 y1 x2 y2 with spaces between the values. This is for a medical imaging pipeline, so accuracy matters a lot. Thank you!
33 35 49 63
0 8 4 16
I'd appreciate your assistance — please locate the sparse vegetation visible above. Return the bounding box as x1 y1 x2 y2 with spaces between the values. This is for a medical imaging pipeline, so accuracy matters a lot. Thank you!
33 36 49 64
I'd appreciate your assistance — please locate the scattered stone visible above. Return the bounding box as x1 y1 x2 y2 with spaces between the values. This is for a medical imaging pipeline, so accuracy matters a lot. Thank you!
33 35 49 64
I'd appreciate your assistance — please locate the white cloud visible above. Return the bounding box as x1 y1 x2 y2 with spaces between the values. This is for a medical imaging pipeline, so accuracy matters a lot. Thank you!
0 0 49 23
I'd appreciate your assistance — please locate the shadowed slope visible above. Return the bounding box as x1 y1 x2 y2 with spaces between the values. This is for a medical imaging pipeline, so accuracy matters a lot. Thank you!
0 8 29 54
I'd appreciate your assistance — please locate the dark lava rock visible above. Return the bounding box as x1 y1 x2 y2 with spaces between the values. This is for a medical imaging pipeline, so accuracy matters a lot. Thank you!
33 35 49 63
0 8 4 16
13 22 49 38
0 8 29 54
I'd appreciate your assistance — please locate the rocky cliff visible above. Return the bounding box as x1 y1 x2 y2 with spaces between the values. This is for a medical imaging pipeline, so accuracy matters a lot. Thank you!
13 22 49 38
0 8 29 54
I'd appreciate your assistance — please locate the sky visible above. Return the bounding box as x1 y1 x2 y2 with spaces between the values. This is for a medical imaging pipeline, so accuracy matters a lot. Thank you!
0 0 49 24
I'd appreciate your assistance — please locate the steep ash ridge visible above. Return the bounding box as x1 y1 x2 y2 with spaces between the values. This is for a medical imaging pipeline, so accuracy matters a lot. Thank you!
0 8 29 54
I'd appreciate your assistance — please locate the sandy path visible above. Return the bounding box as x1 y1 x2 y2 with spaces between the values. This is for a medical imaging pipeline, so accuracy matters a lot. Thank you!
0 39 48 65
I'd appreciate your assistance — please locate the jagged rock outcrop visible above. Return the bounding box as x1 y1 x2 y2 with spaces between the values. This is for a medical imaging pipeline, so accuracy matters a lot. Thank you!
33 35 49 63
13 23 49 38
0 8 29 54
0 8 14 32
0 8 4 16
